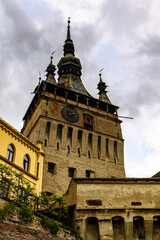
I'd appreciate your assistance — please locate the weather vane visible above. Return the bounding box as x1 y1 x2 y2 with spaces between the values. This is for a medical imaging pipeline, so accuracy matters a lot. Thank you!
39 72 41 82
51 50 56 62
68 17 71 25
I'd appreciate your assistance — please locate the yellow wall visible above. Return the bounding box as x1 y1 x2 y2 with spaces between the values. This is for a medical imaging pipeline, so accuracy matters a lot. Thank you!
0 118 44 195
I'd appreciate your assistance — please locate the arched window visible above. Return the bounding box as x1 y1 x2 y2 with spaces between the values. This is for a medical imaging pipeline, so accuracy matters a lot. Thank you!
23 155 29 172
7 144 14 162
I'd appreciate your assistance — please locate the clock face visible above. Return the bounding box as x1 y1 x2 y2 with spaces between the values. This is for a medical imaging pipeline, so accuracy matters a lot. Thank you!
61 106 79 123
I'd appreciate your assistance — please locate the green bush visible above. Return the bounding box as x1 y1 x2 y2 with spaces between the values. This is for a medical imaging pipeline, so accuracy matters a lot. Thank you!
0 202 16 221
41 217 61 235
19 206 34 223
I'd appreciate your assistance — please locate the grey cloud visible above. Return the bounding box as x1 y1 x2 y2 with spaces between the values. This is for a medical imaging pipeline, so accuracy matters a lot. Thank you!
101 0 149 39
138 35 160 57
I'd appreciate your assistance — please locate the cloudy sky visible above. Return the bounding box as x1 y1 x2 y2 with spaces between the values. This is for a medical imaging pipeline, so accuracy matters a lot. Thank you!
1 0 160 177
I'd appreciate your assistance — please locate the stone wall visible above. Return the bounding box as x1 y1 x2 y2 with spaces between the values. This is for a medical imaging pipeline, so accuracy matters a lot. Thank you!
22 94 125 195
66 178 160 240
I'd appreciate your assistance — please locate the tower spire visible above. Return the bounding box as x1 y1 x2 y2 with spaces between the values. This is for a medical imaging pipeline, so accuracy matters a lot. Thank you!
63 17 75 56
45 51 56 84
67 17 71 40
57 19 90 96
97 70 111 104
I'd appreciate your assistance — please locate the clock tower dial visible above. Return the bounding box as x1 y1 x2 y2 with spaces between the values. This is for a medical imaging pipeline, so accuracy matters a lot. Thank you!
61 106 79 123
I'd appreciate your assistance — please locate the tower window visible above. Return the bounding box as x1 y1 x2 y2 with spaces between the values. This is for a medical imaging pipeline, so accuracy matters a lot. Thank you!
78 130 82 147
46 121 51 135
7 144 14 162
57 142 59 151
88 133 92 147
88 151 91 159
98 136 101 151
78 148 81 157
48 163 55 174
106 138 109 157
67 127 73 145
98 136 101 159
23 155 29 172
44 139 47 147
57 124 63 139
86 170 95 178
67 145 70 153
83 114 93 131
114 141 117 156
86 170 91 178
68 168 75 177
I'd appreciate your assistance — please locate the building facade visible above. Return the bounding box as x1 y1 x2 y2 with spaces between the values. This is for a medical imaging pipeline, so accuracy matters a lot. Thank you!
66 178 160 240
0 118 44 196
21 19 125 195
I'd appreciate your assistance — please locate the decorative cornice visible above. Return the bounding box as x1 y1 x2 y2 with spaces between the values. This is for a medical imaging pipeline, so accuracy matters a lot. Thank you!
0 118 40 152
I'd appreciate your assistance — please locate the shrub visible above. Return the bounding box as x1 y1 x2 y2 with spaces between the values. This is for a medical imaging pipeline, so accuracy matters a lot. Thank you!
19 206 34 223
0 202 16 221
41 217 61 235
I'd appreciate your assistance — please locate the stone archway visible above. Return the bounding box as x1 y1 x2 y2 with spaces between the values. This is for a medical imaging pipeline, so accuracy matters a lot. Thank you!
112 216 125 240
153 216 160 240
86 217 100 240
133 216 145 240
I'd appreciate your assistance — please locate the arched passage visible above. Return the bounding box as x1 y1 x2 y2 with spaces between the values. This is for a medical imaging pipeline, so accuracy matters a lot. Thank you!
153 216 160 240
86 217 100 240
133 216 145 240
112 216 125 240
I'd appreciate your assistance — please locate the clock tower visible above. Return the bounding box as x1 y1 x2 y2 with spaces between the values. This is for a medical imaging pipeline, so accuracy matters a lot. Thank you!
21 19 125 195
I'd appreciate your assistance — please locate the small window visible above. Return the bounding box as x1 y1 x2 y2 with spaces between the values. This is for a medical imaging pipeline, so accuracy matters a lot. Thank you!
44 139 47 147
67 145 70 153
68 168 75 177
36 162 39 178
57 124 63 139
67 127 73 139
106 138 109 157
57 142 59 151
46 121 51 135
78 148 81 156
88 151 91 159
78 130 82 147
48 162 55 174
114 141 117 156
7 144 14 162
23 155 29 172
0 180 9 198
19 188 26 202
88 133 92 147
98 136 101 151
83 114 93 131
86 170 91 178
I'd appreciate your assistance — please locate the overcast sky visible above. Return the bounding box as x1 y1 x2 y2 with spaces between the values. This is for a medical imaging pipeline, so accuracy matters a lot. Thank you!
1 0 160 177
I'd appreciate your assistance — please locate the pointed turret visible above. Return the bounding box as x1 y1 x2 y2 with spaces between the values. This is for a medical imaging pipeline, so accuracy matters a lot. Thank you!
97 71 111 104
57 18 90 96
45 53 56 84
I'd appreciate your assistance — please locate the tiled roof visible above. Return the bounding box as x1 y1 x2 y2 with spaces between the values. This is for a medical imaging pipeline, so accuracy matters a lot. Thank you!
0 223 68 240
152 171 160 178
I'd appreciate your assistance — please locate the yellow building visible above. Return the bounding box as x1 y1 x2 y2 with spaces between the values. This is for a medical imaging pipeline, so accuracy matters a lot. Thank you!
0 118 44 196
